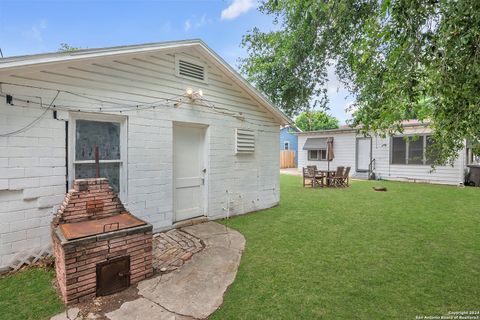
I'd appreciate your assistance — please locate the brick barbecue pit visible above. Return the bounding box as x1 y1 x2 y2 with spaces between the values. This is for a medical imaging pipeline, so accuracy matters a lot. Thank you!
52 178 153 305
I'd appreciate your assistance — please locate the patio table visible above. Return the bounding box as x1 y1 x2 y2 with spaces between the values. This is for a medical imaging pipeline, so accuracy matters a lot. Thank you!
316 170 336 187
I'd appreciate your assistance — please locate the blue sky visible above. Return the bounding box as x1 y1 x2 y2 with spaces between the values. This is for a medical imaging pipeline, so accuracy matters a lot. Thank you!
0 0 352 123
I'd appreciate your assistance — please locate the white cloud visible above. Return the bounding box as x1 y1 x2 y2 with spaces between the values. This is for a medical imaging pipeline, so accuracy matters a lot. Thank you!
184 19 191 32
184 14 212 33
221 0 255 20
25 18 48 42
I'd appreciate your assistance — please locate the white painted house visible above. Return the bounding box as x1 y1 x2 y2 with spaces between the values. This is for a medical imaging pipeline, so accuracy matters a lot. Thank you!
0 40 291 271
298 121 475 185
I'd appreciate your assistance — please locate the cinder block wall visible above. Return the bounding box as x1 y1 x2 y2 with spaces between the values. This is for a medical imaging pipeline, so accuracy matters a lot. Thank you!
0 103 66 269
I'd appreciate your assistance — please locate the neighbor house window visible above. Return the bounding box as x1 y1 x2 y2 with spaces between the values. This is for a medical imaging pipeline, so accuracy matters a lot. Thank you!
392 137 407 164
284 141 290 150
408 137 424 164
70 116 125 196
308 149 327 161
391 135 433 165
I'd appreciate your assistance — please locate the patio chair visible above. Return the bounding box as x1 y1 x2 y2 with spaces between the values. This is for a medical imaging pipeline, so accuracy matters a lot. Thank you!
303 166 321 188
326 166 345 188
337 167 351 187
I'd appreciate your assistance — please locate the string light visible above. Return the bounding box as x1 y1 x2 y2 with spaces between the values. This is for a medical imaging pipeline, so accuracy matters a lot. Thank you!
0 91 60 137
0 82 279 136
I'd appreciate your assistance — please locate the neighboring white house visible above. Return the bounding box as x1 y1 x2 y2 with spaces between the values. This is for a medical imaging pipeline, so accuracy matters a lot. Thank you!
297 121 474 185
0 40 291 271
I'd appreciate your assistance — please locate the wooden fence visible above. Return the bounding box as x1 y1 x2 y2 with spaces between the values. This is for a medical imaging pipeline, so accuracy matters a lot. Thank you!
280 150 296 168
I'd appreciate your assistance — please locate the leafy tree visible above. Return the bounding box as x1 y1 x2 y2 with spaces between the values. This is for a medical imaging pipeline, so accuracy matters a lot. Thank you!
58 43 82 52
241 0 480 165
295 111 339 132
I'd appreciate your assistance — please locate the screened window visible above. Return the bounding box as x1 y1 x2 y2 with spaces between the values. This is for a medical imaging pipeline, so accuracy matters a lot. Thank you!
408 137 424 164
391 137 407 164
391 135 433 165
284 141 290 150
308 149 327 161
74 119 122 193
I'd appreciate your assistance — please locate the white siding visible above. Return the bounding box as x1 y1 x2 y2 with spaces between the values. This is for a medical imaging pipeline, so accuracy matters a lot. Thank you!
0 46 280 269
372 127 464 185
298 132 357 173
298 127 465 185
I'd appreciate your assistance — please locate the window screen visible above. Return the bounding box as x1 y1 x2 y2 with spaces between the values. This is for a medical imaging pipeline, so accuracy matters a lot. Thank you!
76 120 120 160
75 163 120 192
408 136 424 165
308 149 327 161
284 142 289 150
75 120 121 193
391 137 407 164
319 149 327 160
308 150 318 160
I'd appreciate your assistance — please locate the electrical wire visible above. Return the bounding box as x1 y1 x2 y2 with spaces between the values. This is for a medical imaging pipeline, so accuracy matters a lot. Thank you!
0 82 279 134
0 91 60 137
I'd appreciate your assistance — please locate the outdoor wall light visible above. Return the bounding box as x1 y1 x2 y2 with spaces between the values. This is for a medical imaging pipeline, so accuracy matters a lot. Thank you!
185 88 203 100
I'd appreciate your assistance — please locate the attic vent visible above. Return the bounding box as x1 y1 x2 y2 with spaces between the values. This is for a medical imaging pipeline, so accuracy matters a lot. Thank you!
175 55 208 82
235 129 255 154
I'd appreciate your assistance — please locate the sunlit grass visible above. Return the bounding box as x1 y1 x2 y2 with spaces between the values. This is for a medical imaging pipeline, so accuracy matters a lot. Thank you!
213 175 480 319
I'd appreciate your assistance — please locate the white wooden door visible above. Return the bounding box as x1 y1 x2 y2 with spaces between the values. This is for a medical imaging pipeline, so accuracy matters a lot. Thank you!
356 138 371 172
173 124 206 222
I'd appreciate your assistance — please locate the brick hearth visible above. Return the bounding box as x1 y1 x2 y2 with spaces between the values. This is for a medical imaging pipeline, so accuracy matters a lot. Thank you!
52 178 153 305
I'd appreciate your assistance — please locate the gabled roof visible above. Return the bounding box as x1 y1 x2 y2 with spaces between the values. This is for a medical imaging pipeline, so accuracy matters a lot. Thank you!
0 39 293 125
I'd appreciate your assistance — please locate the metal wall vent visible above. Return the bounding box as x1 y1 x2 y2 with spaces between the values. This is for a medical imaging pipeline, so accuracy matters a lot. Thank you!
235 129 255 154
175 55 207 82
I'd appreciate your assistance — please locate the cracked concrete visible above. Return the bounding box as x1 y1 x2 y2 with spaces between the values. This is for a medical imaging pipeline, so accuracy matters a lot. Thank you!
107 222 245 320
52 222 244 320
50 308 81 320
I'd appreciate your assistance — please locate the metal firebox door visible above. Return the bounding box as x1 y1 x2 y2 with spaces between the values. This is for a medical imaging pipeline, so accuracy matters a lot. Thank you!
96 256 130 296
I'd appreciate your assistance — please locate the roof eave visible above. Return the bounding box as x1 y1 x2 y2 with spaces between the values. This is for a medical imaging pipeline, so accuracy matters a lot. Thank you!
296 122 431 136
0 39 292 126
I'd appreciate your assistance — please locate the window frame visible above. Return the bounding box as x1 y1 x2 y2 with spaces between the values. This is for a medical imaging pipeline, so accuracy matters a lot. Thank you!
308 149 327 161
68 112 127 201
390 134 432 166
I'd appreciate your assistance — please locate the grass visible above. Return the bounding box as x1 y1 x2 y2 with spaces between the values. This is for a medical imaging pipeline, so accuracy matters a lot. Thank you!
212 175 480 319
0 267 64 320
1 177 478 319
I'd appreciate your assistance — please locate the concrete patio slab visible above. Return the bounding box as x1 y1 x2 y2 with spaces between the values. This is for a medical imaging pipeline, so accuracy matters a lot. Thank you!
52 222 245 320
136 222 245 319
104 221 245 320
280 168 300 176
51 221 245 320
105 297 191 320
50 307 80 320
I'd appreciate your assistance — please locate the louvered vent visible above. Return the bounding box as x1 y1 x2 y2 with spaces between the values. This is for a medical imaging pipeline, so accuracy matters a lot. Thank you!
177 59 206 81
235 129 255 154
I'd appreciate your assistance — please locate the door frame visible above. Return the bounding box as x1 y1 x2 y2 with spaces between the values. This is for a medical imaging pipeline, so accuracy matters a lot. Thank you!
356 137 372 172
172 121 209 222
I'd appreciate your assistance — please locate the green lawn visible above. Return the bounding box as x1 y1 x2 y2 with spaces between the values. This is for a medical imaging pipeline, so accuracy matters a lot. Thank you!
1 176 478 319
0 268 63 320
212 175 480 319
